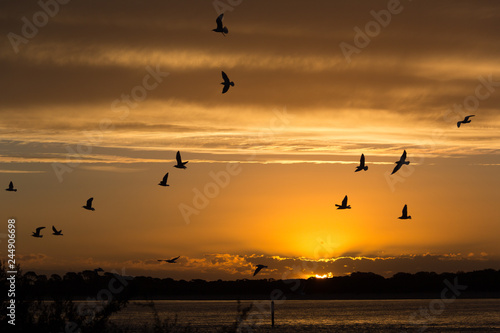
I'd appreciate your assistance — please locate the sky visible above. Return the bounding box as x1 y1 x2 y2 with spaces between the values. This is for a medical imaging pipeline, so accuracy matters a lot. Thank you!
1 0 500 281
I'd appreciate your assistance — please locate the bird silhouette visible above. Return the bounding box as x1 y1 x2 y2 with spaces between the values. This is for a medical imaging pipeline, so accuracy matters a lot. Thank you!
335 195 351 209
355 154 368 172
398 204 412 220
253 264 268 276
174 151 188 169
457 115 475 128
212 13 228 36
221 71 234 94
52 226 63 236
391 150 410 175
82 197 95 211
5 181 17 192
31 227 45 238
158 256 180 263
158 172 169 186
94 267 104 273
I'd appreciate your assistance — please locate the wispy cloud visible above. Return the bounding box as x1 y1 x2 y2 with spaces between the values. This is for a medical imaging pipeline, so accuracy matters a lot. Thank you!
0 169 45 174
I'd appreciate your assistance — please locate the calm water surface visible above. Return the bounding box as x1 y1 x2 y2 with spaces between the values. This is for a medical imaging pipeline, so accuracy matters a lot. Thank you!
109 299 500 332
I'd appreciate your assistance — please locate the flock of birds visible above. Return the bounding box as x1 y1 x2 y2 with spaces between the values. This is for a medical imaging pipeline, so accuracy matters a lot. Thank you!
5 13 477 278
157 151 189 187
337 149 412 220
30 226 63 238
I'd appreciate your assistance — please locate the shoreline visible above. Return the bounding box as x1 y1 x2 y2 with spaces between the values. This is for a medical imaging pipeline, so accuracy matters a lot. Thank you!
128 294 500 301
30 292 500 301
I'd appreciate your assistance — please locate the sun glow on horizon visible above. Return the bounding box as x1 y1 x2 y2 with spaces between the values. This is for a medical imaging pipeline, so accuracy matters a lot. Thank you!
314 272 334 279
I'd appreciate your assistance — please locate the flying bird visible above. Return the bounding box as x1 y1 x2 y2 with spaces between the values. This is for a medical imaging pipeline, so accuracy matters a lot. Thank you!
52 226 63 236
158 172 169 186
398 204 412 220
82 197 95 211
174 151 188 169
5 181 17 192
335 195 351 209
253 264 268 277
158 256 180 263
221 71 234 94
457 115 475 128
31 227 45 238
391 150 410 175
212 13 228 36
355 154 368 172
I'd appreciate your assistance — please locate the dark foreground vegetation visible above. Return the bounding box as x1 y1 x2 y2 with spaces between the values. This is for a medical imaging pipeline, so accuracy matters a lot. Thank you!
1 261 499 332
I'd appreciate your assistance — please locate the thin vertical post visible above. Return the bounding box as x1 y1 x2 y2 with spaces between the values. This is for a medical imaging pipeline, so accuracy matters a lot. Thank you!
271 300 275 328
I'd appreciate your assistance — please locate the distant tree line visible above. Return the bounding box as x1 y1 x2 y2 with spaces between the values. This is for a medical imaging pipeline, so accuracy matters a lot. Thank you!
2 263 499 301
303 270 500 298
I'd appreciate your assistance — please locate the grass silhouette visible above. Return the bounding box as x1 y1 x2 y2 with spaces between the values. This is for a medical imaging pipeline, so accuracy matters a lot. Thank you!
1 261 257 332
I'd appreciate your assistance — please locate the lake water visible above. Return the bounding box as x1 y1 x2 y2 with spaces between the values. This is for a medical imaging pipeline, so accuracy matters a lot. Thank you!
108 299 500 332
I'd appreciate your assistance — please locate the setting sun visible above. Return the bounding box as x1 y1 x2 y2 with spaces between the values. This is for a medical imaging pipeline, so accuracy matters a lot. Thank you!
314 273 334 279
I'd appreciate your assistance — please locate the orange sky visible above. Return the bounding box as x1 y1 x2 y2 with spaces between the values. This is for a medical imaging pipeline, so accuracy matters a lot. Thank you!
1 0 500 280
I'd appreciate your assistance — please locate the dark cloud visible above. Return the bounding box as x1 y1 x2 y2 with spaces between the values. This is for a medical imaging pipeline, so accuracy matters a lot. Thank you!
2 0 500 113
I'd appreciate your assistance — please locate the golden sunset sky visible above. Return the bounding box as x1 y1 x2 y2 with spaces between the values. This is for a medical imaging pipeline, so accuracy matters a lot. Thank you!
1 0 500 280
